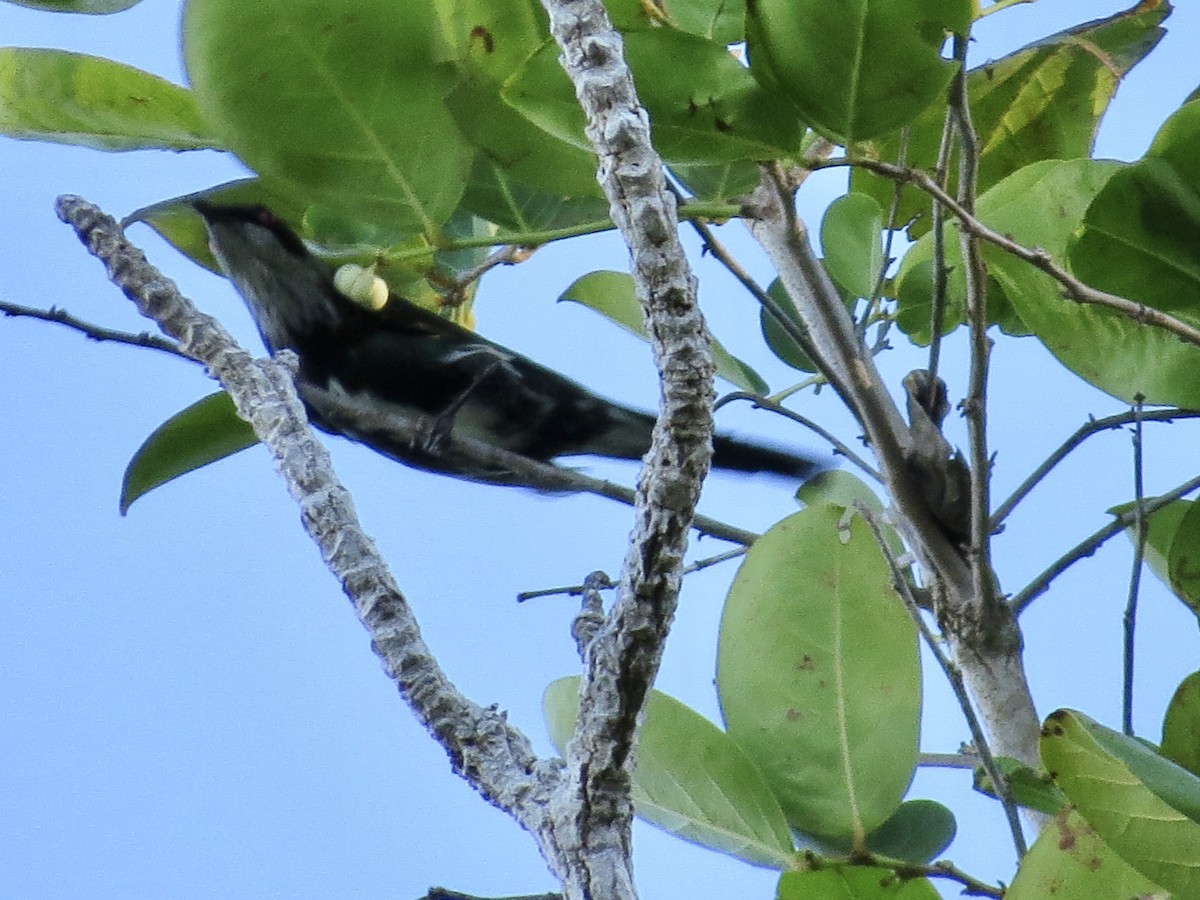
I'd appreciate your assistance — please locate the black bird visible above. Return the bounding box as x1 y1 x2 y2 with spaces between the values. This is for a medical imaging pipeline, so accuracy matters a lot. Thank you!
194 202 827 487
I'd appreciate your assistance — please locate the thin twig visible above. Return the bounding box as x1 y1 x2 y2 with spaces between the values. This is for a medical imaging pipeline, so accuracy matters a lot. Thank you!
1011 473 1200 615
451 244 534 292
992 408 1200 529
860 127 907 349
1123 397 1147 736
950 32 1003 639
926 108 956 390
828 158 1200 348
518 545 748 604
1 298 191 359
919 752 978 769
677 188 828 378
856 503 1027 858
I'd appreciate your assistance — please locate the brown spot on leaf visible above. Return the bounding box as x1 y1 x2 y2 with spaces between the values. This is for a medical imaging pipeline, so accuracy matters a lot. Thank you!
469 25 495 53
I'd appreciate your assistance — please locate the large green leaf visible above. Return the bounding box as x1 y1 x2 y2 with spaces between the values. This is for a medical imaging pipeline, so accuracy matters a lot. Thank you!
1071 100 1200 352
543 678 796 869
894 159 1116 342
504 30 805 167
1041 709 1200 896
559 270 769 393
716 505 920 843
459 155 610 233
441 0 601 198
183 0 474 234
746 0 973 144
1006 807 1166 900
853 0 1170 238
898 158 1200 406
0 48 216 150
820 193 885 300
121 392 257 514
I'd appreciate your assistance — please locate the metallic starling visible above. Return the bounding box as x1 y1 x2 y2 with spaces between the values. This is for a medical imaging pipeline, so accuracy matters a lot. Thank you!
195 202 827 487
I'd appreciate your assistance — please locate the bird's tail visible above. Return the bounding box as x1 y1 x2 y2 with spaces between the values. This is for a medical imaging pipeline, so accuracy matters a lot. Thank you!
711 432 828 479
593 406 828 480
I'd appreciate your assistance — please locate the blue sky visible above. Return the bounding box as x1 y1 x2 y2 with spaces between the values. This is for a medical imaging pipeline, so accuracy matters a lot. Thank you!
3 2 1200 897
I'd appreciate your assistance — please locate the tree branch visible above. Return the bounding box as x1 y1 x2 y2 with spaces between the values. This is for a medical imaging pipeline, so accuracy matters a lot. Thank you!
992 408 1200 528
1 298 190 359
835 158 1200 348
1011 472 1200 615
536 2 714 896
743 164 1043 771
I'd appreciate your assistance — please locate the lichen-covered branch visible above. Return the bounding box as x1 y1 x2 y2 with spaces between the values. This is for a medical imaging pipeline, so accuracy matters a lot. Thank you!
537 1 713 897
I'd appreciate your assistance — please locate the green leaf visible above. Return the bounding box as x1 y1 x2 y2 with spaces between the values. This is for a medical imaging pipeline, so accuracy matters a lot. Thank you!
1 0 141 12
853 0 1170 238
505 31 804 168
746 0 973 144
183 0 474 234
972 756 1067 816
820 193 885 300
776 868 940 900
670 159 761 203
717 505 920 843
1168 500 1200 613
760 278 818 373
895 158 1118 344
442 0 601 199
0 48 216 150
559 270 769 393
1041 709 1200 895
121 392 257 514
1162 672 1200 777
460 156 611 233
1070 100 1200 401
124 180 310 273
897 158 1200 406
861 799 956 864
1006 807 1166 900
603 0 746 44
543 678 796 869
1109 498 1192 610
621 30 805 164
796 470 883 515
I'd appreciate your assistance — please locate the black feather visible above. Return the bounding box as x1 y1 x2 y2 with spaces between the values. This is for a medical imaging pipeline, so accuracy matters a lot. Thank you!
194 203 830 486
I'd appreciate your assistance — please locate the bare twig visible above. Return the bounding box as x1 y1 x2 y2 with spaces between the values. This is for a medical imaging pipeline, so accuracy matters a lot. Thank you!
831 158 1200 348
1123 397 1147 736
450 244 534 293
950 32 1005 668
1011 472 1200 615
992 408 1200 529
1 298 190 359
926 109 956 389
